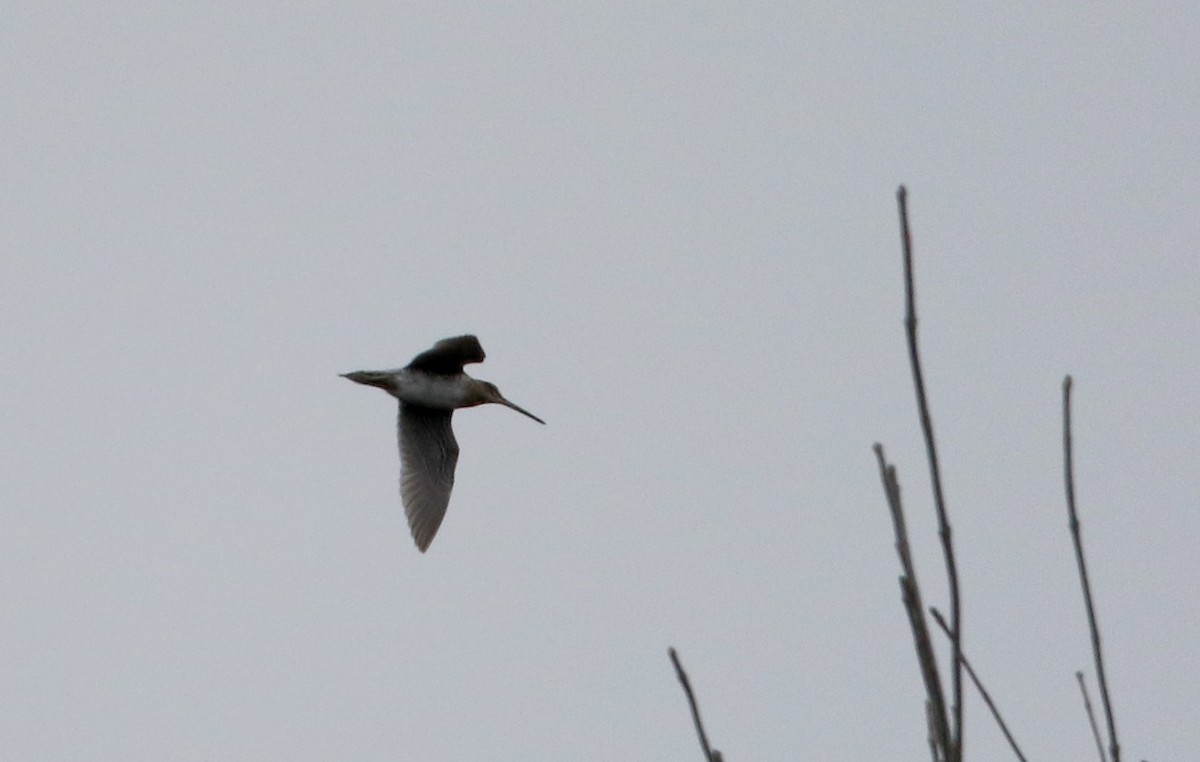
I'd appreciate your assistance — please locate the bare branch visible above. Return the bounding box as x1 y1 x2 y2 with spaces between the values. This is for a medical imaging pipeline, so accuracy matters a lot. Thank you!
1063 377 1121 762
897 185 963 761
1076 670 1108 762
930 607 1027 761
668 647 722 761
874 445 951 761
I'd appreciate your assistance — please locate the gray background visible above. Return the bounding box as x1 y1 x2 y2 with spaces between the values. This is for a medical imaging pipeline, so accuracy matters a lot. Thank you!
3 3 1198 759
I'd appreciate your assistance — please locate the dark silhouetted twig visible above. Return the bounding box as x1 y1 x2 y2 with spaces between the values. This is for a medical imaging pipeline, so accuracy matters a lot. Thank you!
931 607 1027 761
668 647 722 761
874 445 952 760
897 185 962 761
1076 670 1108 762
1063 376 1120 762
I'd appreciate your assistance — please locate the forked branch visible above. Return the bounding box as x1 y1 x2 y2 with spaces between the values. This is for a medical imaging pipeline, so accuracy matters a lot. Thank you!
930 607 1026 761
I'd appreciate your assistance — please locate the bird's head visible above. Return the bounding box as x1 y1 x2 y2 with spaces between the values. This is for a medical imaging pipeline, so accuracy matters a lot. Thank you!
471 380 545 424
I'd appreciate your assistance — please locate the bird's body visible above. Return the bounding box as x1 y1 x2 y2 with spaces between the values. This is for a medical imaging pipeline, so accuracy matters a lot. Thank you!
342 335 543 552
346 367 487 409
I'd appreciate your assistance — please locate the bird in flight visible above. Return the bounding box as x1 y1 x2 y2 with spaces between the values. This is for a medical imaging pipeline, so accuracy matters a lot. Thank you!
342 335 544 552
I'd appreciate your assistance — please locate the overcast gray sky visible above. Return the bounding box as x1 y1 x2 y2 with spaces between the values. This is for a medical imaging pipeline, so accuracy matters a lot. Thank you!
3 3 1198 760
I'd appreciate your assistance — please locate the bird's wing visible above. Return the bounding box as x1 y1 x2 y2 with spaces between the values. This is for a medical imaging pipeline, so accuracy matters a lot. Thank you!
405 335 486 375
398 403 460 552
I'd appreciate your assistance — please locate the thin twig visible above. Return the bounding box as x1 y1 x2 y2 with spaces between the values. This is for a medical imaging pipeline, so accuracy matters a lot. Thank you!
874 445 951 760
930 607 1027 761
668 647 721 761
1064 377 1120 762
1076 670 1108 762
898 185 962 761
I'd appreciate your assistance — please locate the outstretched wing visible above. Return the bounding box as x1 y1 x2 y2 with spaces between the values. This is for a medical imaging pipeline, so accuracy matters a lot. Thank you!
398 403 460 552
405 335 486 376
